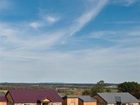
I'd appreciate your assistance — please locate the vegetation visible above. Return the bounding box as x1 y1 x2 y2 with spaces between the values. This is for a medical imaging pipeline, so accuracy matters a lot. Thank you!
118 82 140 99
1 81 140 98
82 80 113 96
83 81 140 99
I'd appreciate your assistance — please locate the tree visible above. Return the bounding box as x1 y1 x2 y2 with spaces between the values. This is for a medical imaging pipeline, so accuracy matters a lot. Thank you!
90 80 106 96
82 89 90 95
82 80 112 96
118 82 140 99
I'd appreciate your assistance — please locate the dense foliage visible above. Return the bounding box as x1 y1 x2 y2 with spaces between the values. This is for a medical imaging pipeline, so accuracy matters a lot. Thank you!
118 82 140 99
82 80 111 96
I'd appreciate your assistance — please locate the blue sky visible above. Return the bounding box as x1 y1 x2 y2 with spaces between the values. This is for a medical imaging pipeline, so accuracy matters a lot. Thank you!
0 0 140 83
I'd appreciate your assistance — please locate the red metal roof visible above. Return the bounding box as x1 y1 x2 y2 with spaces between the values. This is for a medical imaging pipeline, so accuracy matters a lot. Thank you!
8 89 62 103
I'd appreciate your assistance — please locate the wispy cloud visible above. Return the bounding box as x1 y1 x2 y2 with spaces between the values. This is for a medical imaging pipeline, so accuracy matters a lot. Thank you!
0 22 64 50
112 0 139 6
69 0 108 36
1 0 139 83
89 28 140 48
125 0 138 5
0 46 140 83
43 15 60 24
29 21 43 29
0 0 108 51
29 15 60 29
106 21 140 24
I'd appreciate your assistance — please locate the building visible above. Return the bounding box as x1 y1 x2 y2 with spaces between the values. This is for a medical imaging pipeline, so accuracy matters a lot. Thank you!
63 96 79 105
6 89 62 105
62 96 96 105
79 96 97 105
94 93 139 105
0 92 7 105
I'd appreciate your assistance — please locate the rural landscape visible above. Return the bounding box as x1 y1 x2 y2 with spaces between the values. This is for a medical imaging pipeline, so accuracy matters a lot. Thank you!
0 0 140 105
0 81 140 105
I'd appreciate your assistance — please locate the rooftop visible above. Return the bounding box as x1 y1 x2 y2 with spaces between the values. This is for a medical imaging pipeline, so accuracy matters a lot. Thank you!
7 88 62 103
97 92 139 104
79 96 96 102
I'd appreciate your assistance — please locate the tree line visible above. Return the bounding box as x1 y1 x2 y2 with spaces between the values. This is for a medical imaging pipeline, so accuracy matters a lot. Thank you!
82 80 140 99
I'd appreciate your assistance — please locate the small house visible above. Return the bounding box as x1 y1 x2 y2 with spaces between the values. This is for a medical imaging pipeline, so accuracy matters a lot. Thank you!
63 96 79 105
94 93 139 105
62 95 97 105
6 88 62 105
79 96 97 105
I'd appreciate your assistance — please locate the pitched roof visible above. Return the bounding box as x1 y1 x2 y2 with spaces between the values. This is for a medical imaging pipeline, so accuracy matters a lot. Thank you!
0 92 6 102
63 95 96 102
97 93 139 104
7 89 62 103
79 96 96 102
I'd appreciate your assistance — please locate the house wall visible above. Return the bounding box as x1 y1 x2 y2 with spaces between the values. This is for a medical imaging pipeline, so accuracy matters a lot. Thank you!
121 103 139 105
78 100 82 105
79 100 97 105
107 103 139 105
94 96 107 105
62 98 67 105
129 103 139 105
0 102 7 105
51 102 62 105
8 102 62 105
107 104 114 105
64 98 78 105
83 102 97 105
15 103 36 105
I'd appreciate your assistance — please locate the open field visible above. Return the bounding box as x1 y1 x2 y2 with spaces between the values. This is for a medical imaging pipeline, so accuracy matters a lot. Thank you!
0 83 118 96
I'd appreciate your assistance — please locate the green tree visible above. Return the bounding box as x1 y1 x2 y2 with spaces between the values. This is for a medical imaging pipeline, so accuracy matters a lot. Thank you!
118 82 140 99
82 89 90 95
82 80 113 96
90 80 106 96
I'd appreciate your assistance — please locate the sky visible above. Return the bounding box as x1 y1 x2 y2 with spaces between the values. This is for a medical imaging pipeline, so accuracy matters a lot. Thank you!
0 0 140 83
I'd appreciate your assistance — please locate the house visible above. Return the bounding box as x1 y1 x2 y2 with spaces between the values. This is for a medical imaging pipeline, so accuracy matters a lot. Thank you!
6 89 62 105
0 92 7 105
94 93 139 105
79 96 97 105
63 96 79 105
62 95 96 105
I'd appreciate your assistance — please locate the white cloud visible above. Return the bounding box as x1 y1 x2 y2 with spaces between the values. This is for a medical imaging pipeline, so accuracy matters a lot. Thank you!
29 15 60 29
107 21 140 24
2 0 140 83
111 0 139 6
0 21 68 52
88 29 140 49
13 0 109 50
89 29 140 39
69 0 108 36
29 21 43 29
44 16 60 24
124 0 138 5
0 46 140 83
